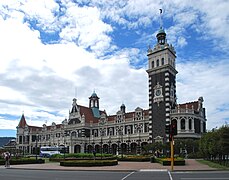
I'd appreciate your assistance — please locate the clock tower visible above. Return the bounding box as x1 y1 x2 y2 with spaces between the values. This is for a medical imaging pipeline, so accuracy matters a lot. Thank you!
146 25 178 143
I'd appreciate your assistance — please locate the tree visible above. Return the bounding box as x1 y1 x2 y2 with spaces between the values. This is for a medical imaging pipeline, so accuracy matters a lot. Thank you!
199 125 229 165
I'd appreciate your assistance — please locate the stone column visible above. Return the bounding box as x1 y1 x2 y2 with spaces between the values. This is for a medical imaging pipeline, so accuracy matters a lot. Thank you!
177 118 181 133
191 119 195 132
200 120 203 133
185 118 189 131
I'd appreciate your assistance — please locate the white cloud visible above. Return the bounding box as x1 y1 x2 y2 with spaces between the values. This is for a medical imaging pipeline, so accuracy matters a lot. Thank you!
0 1 148 129
58 4 114 55
177 59 229 129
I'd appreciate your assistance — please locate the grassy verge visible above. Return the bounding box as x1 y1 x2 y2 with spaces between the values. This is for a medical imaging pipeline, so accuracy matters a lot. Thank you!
197 159 229 170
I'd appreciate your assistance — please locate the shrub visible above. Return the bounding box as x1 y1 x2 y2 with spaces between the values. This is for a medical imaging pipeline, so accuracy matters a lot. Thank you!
60 159 118 167
117 155 151 162
50 153 115 162
0 158 45 165
156 157 185 166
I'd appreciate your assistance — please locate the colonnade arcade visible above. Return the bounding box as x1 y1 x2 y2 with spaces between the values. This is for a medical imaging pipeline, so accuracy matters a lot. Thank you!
65 132 149 155
72 141 148 155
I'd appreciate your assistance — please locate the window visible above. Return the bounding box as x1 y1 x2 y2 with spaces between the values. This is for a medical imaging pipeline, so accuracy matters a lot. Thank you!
189 119 192 130
93 130 98 137
116 115 122 123
181 119 185 130
109 128 113 136
135 112 142 120
161 58 164 65
156 59 159 67
152 61 154 68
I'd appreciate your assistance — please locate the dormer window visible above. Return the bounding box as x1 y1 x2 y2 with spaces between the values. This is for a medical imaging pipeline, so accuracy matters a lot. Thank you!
135 112 142 120
116 115 122 123
99 116 106 125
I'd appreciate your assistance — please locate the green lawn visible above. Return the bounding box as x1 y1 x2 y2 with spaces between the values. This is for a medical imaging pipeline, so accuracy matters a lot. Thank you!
197 159 229 170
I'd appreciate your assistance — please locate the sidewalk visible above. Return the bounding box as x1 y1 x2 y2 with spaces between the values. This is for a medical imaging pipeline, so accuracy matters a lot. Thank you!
1 159 217 171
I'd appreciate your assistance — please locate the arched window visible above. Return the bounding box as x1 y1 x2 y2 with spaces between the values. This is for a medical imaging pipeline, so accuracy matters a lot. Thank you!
156 59 159 67
161 58 164 65
189 119 192 130
181 119 185 130
109 128 113 136
71 131 76 138
152 61 154 68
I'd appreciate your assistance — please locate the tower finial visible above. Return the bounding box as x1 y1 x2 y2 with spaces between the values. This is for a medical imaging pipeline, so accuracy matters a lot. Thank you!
159 9 163 29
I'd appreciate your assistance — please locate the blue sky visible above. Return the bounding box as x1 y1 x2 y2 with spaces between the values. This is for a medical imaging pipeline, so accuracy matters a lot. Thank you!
0 0 229 137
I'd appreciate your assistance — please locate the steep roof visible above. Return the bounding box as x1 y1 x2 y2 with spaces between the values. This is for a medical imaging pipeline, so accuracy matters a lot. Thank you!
18 114 27 128
78 105 103 123
179 101 199 111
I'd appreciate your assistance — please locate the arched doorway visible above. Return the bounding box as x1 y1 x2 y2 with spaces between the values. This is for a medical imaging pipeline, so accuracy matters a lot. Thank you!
131 142 137 154
103 144 109 154
74 145 81 153
95 144 100 153
87 144 93 153
121 143 127 154
111 144 117 155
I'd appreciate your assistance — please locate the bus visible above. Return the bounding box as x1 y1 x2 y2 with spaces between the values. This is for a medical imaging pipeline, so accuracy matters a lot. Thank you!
40 146 60 158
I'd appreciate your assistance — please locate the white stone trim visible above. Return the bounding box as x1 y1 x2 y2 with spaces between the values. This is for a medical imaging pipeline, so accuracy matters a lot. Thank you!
165 77 169 81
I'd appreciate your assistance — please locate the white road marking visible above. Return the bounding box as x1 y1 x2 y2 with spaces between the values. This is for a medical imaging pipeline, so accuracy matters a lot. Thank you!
168 171 173 180
139 169 168 172
121 171 135 180
181 178 229 180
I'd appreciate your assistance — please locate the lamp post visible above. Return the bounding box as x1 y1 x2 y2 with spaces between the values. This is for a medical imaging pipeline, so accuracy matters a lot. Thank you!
100 136 103 159
117 133 120 155
127 132 130 155
92 135 95 151
108 135 111 154
22 131 25 156
84 138 87 153
120 131 123 159
88 135 91 153
62 132 66 160
35 134 38 161
137 127 141 155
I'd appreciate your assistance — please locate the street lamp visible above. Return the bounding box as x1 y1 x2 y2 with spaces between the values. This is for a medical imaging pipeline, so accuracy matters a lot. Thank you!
117 133 120 155
137 127 141 155
92 135 95 151
35 134 38 161
100 136 103 159
108 134 111 154
120 131 123 159
88 135 91 153
127 131 130 154
62 132 66 160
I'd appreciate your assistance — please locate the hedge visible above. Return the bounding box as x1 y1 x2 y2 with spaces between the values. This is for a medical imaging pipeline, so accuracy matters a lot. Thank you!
51 153 113 159
156 158 185 166
117 156 151 162
50 156 116 162
0 158 45 165
60 159 118 167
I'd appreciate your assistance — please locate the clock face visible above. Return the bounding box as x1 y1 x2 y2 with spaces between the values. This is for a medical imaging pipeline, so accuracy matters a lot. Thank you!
156 89 161 96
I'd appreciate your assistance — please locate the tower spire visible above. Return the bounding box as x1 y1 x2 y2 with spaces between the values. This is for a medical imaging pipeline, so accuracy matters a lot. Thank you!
156 9 166 45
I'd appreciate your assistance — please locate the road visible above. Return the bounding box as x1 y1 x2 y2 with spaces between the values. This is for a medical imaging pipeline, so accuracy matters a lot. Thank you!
0 169 229 180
